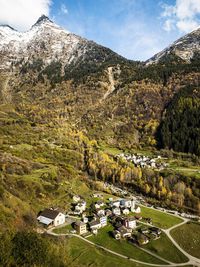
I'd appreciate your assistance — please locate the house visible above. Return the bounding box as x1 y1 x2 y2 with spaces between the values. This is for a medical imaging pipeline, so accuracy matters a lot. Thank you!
134 206 141 213
83 217 89 223
131 203 140 213
150 227 161 235
123 217 136 229
92 193 103 198
89 220 102 230
113 230 121 240
92 228 98 235
112 207 121 216
139 227 149 234
120 199 132 208
97 200 104 207
135 215 142 220
73 195 81 202
96 208 105 216
105 209 112 217
117 226 132 238
75 201 86 213
122 208 130 215
137 234 149 245
111 200 121 208
95 201 104 209
75 221 87 235
37 209 65 227
98 215 107 227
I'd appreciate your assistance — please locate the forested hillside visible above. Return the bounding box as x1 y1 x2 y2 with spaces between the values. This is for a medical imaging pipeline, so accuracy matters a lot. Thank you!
159 85 200 155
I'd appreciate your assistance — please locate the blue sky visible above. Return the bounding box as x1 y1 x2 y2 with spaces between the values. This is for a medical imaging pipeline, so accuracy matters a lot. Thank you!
0 0 200 60
50 0 200 60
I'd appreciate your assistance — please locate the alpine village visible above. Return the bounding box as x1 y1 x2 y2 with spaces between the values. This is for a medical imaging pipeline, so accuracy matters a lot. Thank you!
0 11 200 267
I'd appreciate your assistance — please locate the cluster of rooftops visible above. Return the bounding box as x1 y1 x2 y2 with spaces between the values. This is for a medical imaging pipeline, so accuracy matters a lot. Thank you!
37 193 161 244
116 153 168 169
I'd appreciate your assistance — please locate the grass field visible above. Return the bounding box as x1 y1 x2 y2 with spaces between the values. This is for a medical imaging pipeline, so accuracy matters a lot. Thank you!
171 222 200 259
167 158 200 179
140 206 183 229
145 232 188 263
67 237 156 267
88 225 165 264
100 143 123 156
53 224 74 234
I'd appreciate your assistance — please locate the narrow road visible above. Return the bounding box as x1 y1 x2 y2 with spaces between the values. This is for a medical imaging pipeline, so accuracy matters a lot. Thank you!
47 228 195 267
139 214 200 266
162 220 200 267
133 244 174 265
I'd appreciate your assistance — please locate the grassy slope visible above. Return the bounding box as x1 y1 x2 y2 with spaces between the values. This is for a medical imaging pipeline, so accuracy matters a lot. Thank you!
140 206 183 229
88 225 165 264
145 232 188 263
0 105 93 230
171 222 200 259
67 237 153 267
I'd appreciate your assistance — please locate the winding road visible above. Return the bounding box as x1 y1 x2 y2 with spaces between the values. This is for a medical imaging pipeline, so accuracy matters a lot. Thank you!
45 202 200 267
47 215 200 267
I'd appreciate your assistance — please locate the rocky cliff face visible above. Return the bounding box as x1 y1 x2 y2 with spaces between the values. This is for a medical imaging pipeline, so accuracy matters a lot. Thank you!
146 27 200 65
0 15 125 72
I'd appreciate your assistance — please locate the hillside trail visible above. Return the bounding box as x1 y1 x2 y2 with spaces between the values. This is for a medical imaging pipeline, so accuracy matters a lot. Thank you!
74 66 117 126
102 66 116 100
0 72 12 103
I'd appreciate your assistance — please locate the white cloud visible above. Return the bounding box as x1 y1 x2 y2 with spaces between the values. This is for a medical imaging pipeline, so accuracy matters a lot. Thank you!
161 0 200 32
176 19 199 32
60 4 68 15
0 0 51 31
163 19 175 31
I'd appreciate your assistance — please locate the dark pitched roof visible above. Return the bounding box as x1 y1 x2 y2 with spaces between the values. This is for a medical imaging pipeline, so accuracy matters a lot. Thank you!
75 221 86 226
89 220 101 227
39 209 60 220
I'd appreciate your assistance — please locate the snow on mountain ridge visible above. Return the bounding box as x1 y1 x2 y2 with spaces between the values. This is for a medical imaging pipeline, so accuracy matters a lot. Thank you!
0 16 87 70
146 27 200 65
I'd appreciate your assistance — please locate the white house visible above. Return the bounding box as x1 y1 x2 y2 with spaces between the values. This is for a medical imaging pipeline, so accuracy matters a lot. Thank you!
118 226 132 238
89 220 102 230
99 215 107 227
83 217 89 223
96 208 105 216
113 230 121 240
95 201 104 209
75 201 86 213
92 193 103 198
132 206 141 213
37 209 65 227
111 200 121 208
73 195 81 202
120 199 132 208
123 217 136 229
112 207 121 216
122 208 130 215
130 201 137 212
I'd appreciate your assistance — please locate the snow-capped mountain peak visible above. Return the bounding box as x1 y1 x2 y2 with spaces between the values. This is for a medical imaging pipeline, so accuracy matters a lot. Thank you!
0 16 124 74
146 27 200 65
0 16 84 70
33 15 53 26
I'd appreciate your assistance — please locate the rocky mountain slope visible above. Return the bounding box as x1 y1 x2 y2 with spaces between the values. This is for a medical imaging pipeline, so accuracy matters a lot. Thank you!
0 16 199 152
0 15 125 72
146 26 200 65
